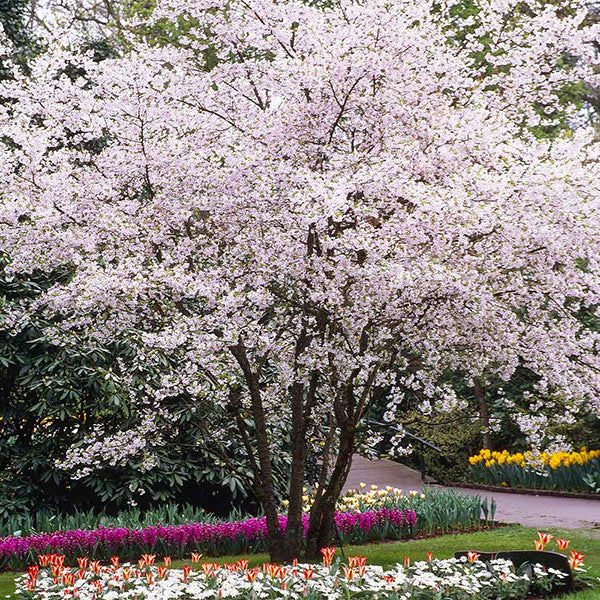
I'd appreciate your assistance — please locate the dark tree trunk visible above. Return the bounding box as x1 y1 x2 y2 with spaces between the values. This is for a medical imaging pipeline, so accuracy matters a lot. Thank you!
280 381 309 561
230 343 285 559
304 426 355 559
474 379 492 450
229 337 370 563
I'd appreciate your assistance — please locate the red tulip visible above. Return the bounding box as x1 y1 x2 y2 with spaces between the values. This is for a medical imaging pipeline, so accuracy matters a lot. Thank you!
342 566 355 580
320 547 336 567
555 538 570 551
157 566 168 579
568 551 585 569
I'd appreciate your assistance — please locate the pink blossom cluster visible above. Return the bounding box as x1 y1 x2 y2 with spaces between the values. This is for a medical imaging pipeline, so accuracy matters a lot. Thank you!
1 0 600 491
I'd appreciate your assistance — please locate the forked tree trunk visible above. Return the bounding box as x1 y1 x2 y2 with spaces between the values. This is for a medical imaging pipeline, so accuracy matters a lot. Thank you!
231 342 363 563
230 344 286 559
304 427 355 559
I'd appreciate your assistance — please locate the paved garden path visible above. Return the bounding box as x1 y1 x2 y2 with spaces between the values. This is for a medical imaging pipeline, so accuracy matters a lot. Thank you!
345 455 600 531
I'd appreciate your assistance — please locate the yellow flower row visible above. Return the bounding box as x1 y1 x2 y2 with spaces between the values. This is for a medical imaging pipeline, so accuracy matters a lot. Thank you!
279 484 426 513
469 447 600 470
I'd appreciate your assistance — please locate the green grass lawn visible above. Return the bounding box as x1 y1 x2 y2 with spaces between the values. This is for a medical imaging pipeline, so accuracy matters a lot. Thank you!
1 525 598 598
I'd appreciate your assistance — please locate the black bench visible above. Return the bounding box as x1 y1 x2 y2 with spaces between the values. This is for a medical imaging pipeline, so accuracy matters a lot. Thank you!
454 550 574 593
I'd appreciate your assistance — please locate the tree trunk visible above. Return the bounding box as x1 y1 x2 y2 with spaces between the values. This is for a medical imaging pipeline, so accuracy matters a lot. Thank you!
304 426 355 559
230 344 284 559
280 381 308 561
229 342 361 563
474 379 492 450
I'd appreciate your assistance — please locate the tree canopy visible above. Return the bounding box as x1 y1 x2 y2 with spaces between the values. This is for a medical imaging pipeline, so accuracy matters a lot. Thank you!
1 0 600 559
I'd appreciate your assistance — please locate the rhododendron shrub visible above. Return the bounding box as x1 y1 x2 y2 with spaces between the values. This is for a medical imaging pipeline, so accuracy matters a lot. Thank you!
1 0 600 560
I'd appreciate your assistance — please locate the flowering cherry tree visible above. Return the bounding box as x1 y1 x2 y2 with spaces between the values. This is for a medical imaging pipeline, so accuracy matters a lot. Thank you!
1 0 600 560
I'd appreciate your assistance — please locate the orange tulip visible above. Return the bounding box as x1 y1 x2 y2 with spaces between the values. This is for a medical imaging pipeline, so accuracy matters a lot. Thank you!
555 538 570 551
467 551 480 563
157 566 168 579
52 555 66 566
568 551 585 570
320 547 336 567
182 564 192 582
51 564 64 577
341 566 355 580
191 552 203 563
348 556 367 567
303 568 314 580
426 552 433 563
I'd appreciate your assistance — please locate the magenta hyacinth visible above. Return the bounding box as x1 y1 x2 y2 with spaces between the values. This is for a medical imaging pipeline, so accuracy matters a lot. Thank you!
0 509 416 564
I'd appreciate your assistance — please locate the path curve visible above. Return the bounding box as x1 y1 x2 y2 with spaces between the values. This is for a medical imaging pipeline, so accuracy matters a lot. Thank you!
345 455 600 531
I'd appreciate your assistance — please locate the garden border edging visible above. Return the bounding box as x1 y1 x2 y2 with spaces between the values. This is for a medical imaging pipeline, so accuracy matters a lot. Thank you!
443 482 600 500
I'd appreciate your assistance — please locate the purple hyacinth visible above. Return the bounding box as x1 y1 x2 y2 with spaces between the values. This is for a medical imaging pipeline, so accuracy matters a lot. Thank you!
0 508 417 563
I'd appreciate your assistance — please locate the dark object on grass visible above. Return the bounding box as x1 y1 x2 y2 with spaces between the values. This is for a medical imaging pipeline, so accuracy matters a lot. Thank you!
454 550 574 593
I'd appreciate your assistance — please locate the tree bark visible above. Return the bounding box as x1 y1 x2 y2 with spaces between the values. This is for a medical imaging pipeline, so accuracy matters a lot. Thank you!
281 381 308 560
474 379 492 450
304 424 355 558
229 343 285 559
229 338 365 562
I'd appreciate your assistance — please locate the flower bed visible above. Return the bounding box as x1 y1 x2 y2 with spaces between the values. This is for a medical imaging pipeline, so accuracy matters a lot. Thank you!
332 486 493 533
0 510 416 570
0 488 490 569
16 551 571 600
468 448 600 493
